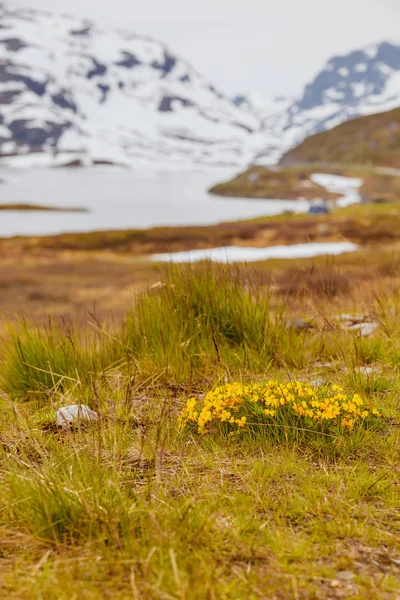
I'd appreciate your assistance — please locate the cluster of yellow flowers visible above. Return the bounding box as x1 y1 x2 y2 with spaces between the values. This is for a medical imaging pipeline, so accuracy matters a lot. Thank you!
178 381 381 436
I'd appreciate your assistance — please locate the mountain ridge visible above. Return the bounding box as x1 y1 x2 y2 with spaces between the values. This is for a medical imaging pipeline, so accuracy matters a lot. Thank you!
0 2 264 167
1 2 400 167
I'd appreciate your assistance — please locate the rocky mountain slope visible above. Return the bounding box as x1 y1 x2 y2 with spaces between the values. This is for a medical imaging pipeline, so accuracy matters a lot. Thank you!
1 1 400 167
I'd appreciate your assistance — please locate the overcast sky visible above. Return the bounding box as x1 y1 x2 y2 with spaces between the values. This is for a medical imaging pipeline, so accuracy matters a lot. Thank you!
14 0 400 98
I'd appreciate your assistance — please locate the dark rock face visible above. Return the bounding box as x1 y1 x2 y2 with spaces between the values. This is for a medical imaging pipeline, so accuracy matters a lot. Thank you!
0 89 21 104
231 121 253 134
97 83 110 103
0 37 26 51
208 84 224 100
0 63 47 96
158 96 194 112
69 26 91 36
233 95 247 107
86 58 107 79
52 92 78 113
295 42 400 112
7 119 70 148
151 51 176 78
62 159 84 167
115 51 141 69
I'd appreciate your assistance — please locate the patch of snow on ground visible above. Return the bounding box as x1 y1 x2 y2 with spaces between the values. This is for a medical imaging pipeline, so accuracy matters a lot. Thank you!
311 174 363 207
151 242 359 264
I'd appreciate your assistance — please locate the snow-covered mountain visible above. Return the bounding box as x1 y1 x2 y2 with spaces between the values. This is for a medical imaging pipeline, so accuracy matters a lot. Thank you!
0 2 264 167
238 41 400 164
282 41 400 147
1 1 400 168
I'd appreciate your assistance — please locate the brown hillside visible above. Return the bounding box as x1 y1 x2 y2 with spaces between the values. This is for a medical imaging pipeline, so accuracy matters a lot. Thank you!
280 107 400 168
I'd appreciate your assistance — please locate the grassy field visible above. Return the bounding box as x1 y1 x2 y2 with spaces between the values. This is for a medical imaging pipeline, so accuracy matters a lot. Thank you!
3 200 400 332
1 257 400 598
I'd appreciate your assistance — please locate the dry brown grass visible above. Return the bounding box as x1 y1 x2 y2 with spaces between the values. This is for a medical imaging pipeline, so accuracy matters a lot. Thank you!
4 202 400 256
2 202 400 332
281 107 400 169
0 251 161 330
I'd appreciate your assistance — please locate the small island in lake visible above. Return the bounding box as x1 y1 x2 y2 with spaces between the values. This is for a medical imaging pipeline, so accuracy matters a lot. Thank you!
0 203 88 212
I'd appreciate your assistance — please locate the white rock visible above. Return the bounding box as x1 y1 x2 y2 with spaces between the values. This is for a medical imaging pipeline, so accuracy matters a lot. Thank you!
337 313 366 323
343 364 381 376
313 361 335 369
56 404 99 429
346 322 379 337
357 366 376 375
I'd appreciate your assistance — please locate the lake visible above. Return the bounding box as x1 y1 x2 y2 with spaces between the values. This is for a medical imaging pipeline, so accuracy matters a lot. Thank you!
0 167 311 237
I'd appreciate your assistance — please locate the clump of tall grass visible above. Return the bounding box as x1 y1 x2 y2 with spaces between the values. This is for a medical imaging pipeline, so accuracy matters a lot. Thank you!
1 319 119 401
122 264 302 380
2 264 308 401
4 449 136 545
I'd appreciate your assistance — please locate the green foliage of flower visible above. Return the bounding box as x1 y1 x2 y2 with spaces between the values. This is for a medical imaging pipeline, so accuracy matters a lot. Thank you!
178 381 382 438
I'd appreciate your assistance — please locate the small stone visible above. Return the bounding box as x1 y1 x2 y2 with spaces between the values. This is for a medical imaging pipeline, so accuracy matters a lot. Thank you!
56 404 99 429
337 314 365 323
340 319 379 337
344 365 380 376
346 322 379 337
357 365 379 375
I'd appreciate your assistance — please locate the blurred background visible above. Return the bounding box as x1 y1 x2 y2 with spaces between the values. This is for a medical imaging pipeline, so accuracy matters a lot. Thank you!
1 0 400 325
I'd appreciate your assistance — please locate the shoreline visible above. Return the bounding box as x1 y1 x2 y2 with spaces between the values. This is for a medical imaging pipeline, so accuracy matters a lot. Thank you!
1 201 397 256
